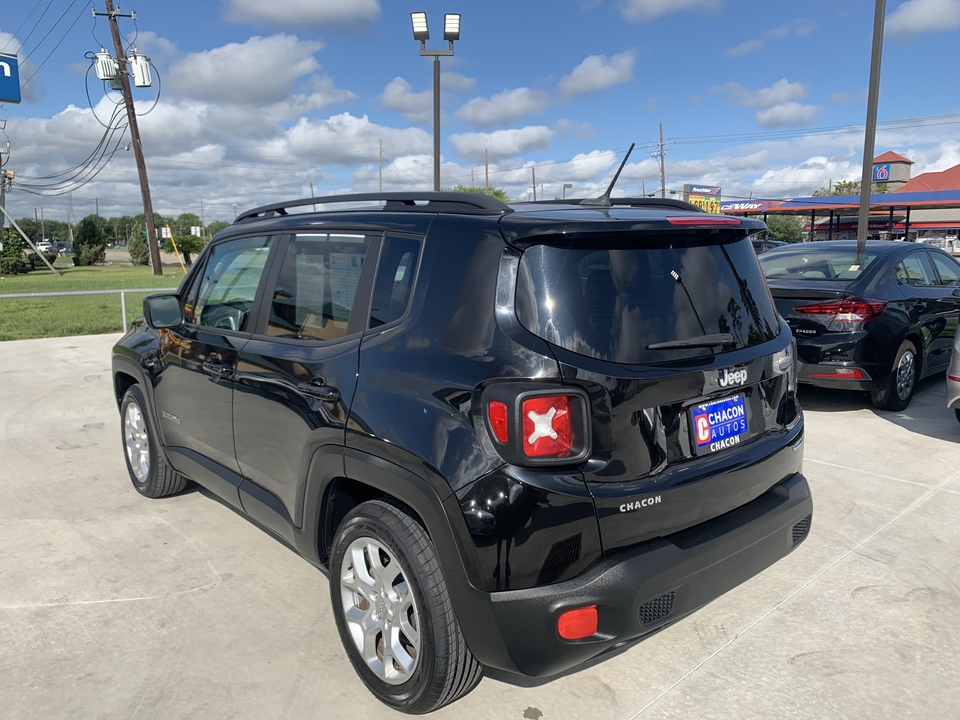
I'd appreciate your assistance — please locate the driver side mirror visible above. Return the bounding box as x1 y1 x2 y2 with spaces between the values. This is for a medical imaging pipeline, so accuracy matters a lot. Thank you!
144 294 184 329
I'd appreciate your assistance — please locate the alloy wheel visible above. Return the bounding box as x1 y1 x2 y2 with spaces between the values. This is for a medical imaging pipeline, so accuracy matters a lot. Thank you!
895 349 916 401
123 402 150 482
339 536 421 685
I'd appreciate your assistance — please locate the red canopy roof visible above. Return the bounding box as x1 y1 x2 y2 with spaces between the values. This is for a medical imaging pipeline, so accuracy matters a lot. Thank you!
896 164 960 193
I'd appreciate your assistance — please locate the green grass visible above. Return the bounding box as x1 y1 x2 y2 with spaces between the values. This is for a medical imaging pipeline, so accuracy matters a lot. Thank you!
0 263 184 341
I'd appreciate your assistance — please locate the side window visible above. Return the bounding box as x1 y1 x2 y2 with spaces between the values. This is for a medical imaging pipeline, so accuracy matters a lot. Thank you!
896 253 935 287
187 236 273 331
267 233 373 341
930 253 960 287
369 236 421 328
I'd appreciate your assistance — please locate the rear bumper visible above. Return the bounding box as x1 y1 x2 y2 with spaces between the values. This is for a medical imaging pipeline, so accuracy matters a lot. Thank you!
797 358 879 391
461 471 812 676
794 331 892 391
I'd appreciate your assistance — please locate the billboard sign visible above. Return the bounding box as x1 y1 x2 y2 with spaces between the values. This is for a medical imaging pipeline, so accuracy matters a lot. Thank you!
873 164 890 182
0 53 21 104
684 183 722 214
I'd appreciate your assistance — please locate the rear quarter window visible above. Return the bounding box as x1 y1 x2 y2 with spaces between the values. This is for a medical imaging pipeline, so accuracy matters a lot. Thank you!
760 248 878 281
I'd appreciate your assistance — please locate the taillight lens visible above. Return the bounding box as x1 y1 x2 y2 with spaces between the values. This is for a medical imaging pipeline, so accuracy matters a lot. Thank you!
522 396 573 458
483 386 590 465
794 297 887 323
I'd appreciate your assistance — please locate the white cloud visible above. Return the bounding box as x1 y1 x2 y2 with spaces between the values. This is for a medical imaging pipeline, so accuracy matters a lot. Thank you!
725 19 817 57
887 0 960 36
166 35 351 108
620 0 718 22
441 72 477 92
223 0 380 28
717 79 808 108
449 127 553 162
558 51 635 98
240 114 431 165
755 102 822 128
378 78 432 124
458 88 550 127
726 39 765 58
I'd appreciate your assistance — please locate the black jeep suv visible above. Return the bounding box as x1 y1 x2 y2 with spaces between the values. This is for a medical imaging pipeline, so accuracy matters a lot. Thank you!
112 191 811 713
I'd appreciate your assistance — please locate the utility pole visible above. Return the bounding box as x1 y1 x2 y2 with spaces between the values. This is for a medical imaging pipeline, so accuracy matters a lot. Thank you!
484 149 489 195
658 123 666 198
97 1 162 275
532 166 537 201
0 138 9 235
379 139 383 192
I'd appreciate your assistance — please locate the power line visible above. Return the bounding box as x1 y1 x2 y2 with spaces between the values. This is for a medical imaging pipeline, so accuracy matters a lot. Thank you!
19 0 92 91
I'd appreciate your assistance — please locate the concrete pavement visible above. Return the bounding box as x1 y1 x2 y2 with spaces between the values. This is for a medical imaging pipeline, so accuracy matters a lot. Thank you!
1 334 958 719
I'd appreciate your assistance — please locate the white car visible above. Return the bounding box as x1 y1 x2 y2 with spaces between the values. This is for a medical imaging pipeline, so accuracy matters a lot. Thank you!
36 240 53 253
948 332 960 423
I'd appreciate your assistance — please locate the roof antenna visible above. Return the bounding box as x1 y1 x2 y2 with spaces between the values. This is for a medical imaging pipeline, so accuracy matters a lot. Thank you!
580 142 635 207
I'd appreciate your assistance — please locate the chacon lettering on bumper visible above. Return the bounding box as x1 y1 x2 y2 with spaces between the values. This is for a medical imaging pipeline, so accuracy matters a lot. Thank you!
619 496 663 513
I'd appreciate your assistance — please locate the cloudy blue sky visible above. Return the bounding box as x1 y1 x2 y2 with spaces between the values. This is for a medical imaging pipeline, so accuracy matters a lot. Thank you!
1 0 959 223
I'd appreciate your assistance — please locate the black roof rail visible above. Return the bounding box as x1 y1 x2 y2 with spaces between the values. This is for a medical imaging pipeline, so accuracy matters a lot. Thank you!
529 197 705 213
235 192 513 223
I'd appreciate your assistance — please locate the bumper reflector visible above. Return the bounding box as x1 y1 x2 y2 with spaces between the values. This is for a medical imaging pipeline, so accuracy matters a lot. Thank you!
557 605 598 640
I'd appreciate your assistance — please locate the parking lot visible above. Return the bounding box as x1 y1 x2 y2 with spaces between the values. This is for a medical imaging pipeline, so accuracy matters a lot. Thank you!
1 333 958 719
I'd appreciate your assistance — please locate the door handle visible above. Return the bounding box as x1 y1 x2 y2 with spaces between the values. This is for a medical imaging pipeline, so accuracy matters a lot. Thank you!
202 355 233 380
297 379 341 403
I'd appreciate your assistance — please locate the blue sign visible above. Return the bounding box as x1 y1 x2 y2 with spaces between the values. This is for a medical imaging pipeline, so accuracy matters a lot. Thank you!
0 52 21 104
873 164 890 182
688 185 722 196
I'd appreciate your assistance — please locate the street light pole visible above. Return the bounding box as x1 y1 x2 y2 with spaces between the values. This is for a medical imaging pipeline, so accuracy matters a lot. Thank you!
857 0 886 259
411 12 459 192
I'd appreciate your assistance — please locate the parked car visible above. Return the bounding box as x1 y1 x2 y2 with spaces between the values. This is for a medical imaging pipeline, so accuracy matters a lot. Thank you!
751 237 786 254
947 332 960 422
36 240 53 253
112 191 811 713
53 240 75 256
759 240 960 410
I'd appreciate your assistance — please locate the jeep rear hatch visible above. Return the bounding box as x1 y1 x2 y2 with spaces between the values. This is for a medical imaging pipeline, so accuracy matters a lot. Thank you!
514 231 801 554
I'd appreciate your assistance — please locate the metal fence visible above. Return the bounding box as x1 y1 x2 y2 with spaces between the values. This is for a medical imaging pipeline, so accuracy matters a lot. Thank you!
0 288 169 332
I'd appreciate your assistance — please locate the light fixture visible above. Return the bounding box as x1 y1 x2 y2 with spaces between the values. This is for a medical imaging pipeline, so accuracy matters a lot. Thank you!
410 11 461 191
443 13 461 42
411 12 429 42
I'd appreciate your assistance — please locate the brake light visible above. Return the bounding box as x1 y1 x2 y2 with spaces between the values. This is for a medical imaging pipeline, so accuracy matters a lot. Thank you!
810 368 866 380
487 401 509 443
522 396 573 458
794 297 887 322
557 606 598 640
667 216 741 226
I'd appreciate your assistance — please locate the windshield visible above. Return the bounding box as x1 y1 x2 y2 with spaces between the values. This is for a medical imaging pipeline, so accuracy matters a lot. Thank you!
515 235 780 364
759 247 878 281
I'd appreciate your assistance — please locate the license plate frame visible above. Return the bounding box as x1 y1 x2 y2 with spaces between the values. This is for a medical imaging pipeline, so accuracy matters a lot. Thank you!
690 394 748 455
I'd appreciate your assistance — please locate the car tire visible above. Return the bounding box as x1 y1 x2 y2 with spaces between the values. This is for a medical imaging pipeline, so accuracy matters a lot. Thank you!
329 499 482 713
870 339 919 411
120 385 187 498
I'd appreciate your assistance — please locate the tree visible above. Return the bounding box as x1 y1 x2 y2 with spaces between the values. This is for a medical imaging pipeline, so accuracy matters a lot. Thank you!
73 214 107 266
128 232 150 266
448 184 511 203
813 180 889 196
1 228 25 274
765 215 804 244
206 220 230 237
163 235 208 266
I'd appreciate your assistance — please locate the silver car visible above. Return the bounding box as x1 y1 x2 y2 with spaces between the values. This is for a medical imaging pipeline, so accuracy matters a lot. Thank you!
948 332 960 422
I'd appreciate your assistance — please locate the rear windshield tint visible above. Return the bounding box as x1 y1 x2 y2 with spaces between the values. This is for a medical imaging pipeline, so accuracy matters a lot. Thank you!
515 235 780 364
759 247 878 281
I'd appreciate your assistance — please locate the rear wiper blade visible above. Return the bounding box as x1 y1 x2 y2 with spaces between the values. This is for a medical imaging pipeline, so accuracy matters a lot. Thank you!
646 333 735 350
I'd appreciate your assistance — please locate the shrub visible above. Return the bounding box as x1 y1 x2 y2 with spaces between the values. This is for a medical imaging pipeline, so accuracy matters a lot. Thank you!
74 215 107 267
1 232 25 275
73 242 106 267
128 234 150 265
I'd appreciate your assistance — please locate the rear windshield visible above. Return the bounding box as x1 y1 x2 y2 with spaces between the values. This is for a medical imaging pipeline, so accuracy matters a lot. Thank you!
759 247 878 281
515 235 780 364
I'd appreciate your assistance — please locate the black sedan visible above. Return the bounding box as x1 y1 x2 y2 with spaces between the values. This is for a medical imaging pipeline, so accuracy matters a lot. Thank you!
759 240 960 410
